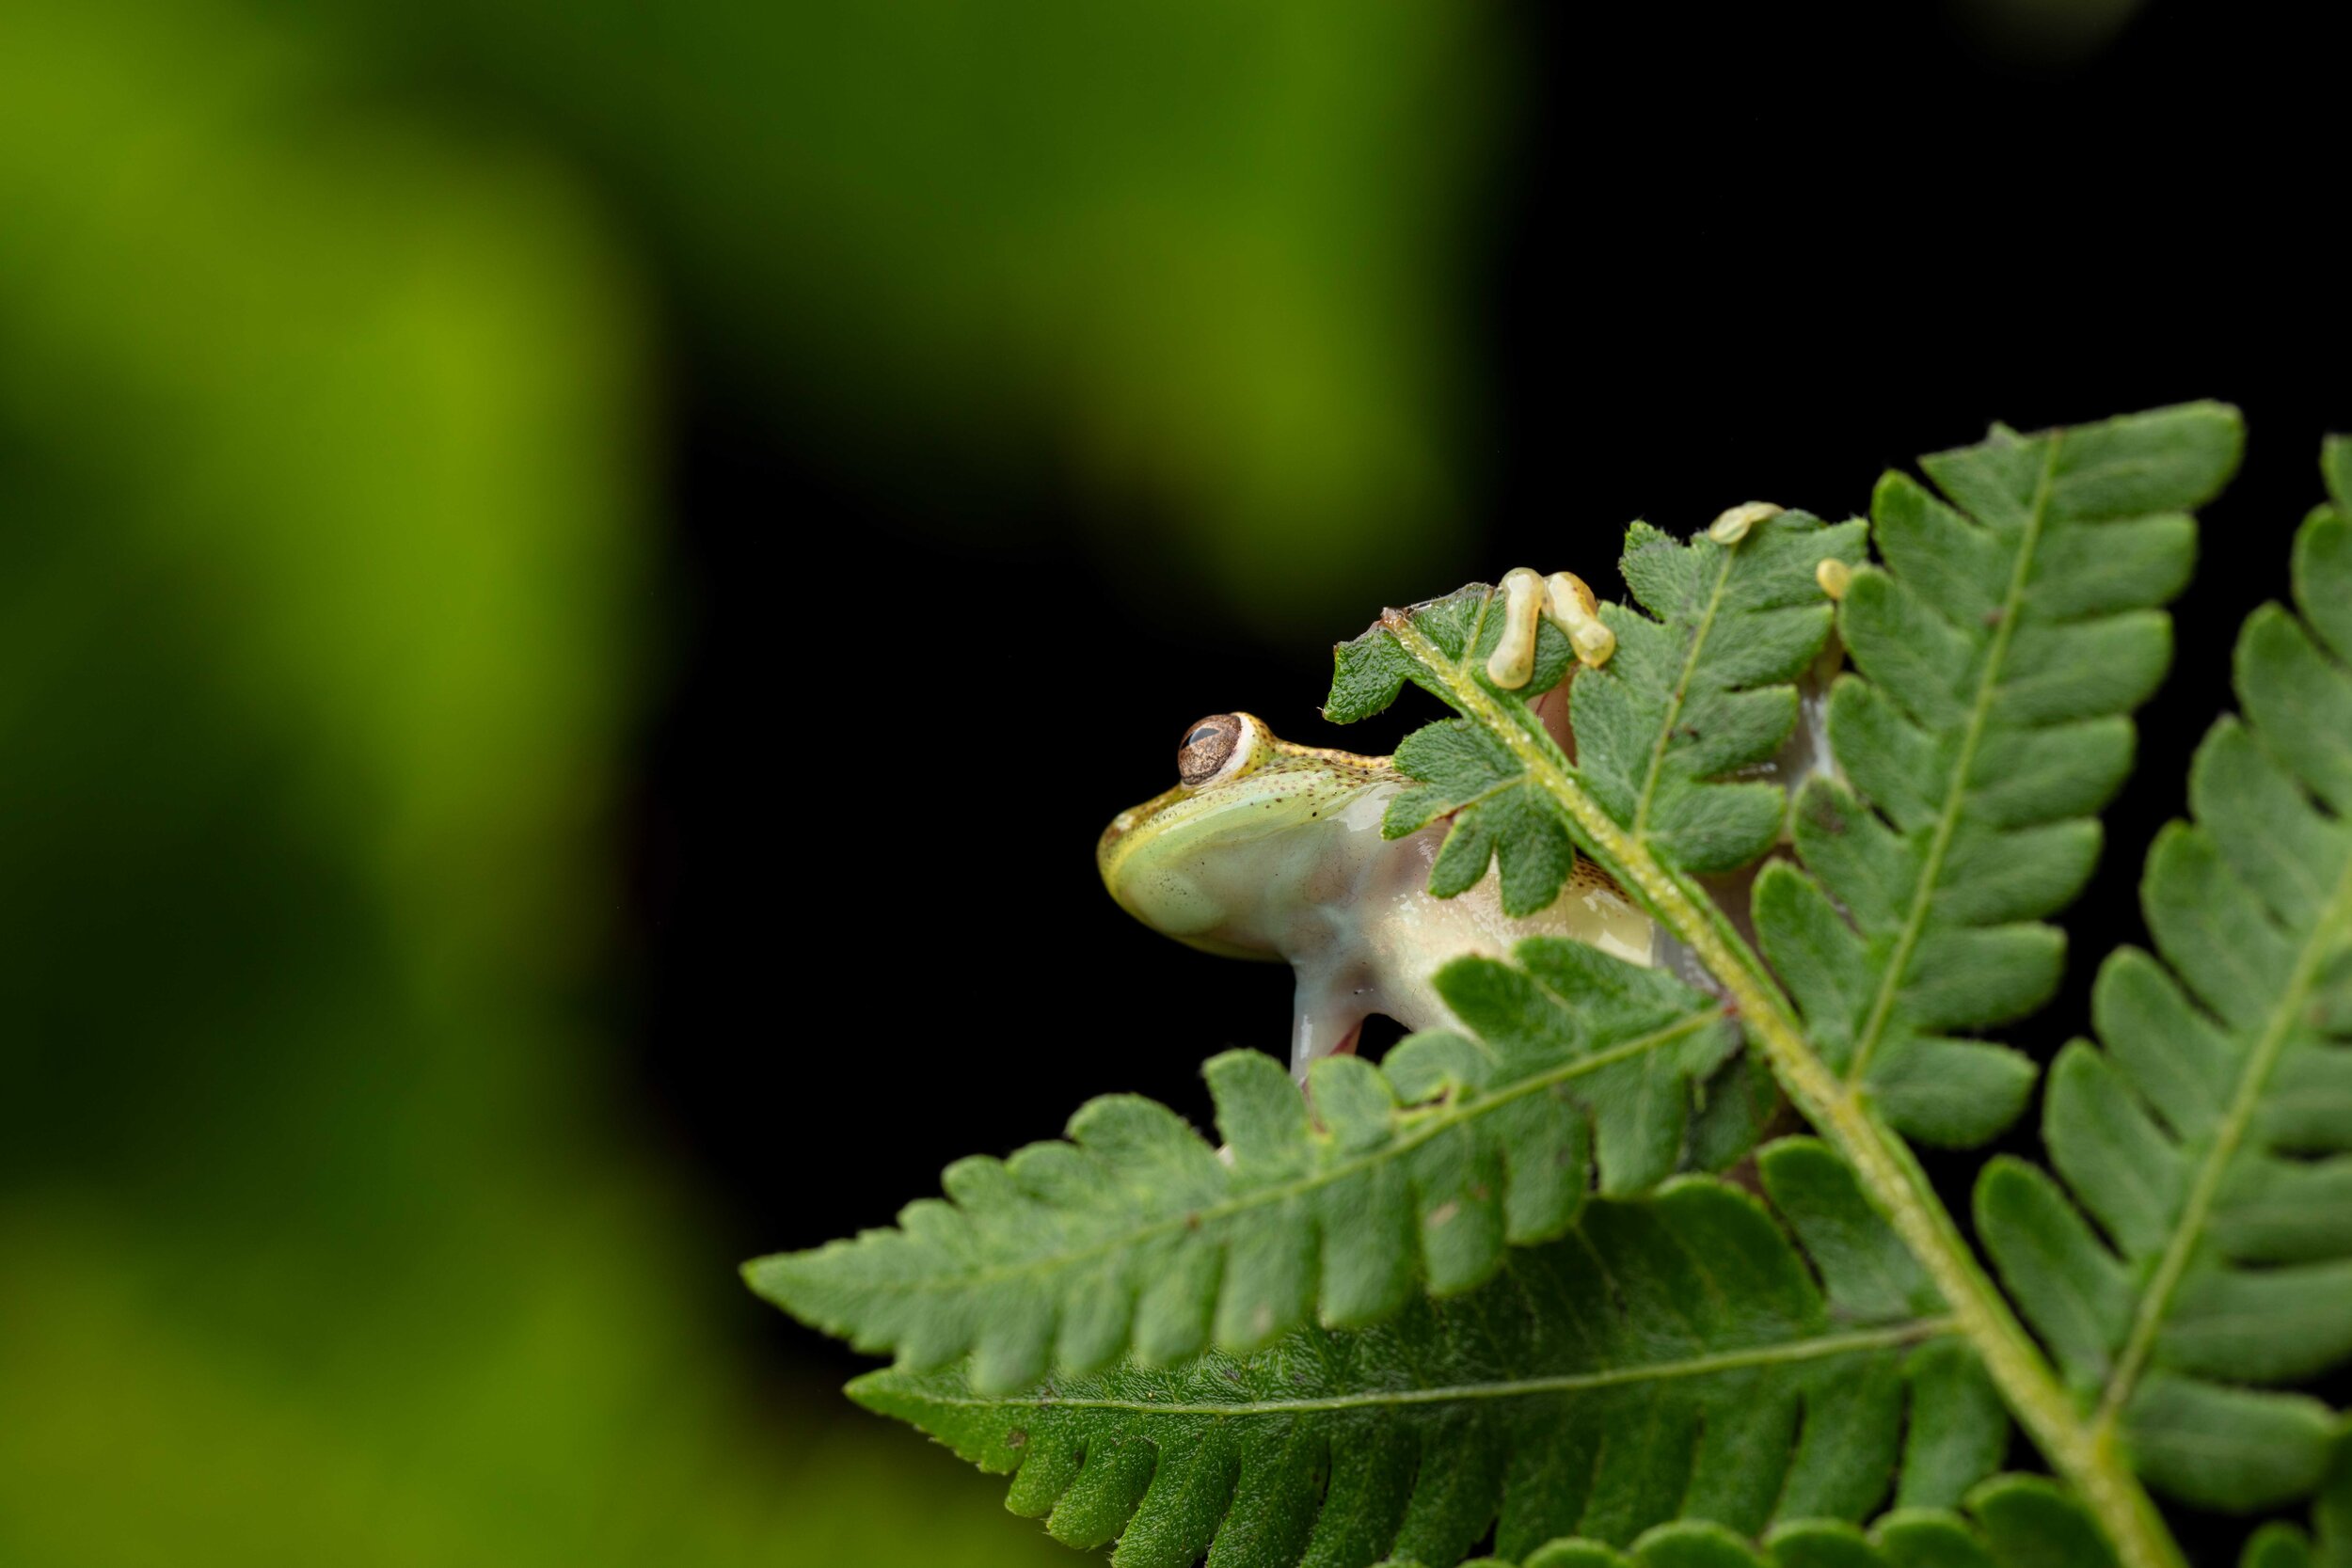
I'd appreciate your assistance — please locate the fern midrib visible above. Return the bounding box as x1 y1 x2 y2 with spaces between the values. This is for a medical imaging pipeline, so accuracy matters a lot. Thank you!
1844 436 2061 1084
2092 837 2352 1436
1435 769 1532 817
1629 546 1737 841
898 1319 1951 1417
1385 609 2189 1568
913 1010 1725 1297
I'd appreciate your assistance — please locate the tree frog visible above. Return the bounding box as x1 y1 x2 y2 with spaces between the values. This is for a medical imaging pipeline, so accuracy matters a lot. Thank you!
1096 707 1658 1079
1098 551 1832 1081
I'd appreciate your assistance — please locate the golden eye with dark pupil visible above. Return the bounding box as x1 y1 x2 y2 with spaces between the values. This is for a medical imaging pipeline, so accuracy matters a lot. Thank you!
1177 714 1242 786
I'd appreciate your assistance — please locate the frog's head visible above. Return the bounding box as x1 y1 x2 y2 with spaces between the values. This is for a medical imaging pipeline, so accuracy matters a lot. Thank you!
1096 712 1401 959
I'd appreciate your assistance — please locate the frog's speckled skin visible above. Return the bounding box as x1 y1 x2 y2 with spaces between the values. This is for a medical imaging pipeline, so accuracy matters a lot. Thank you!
1097 711 1654 1077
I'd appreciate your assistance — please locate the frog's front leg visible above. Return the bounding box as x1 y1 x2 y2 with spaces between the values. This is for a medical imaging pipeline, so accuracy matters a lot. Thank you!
1485 567 1616 690
1482 566 1618 753
1290 958 1371 1078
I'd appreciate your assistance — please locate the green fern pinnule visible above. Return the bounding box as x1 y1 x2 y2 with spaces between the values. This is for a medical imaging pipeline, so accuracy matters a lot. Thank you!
748 942 1739 1395
1571 509 1867 875
1754 402 2244 1149
852 1153 1998 1568
1979 440 2352 1514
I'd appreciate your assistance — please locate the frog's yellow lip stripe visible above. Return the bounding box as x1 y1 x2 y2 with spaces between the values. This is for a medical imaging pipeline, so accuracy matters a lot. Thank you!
1096 784 1184 863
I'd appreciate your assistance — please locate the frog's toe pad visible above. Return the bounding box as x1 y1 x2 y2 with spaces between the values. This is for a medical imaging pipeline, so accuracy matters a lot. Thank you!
1484 566 1614 689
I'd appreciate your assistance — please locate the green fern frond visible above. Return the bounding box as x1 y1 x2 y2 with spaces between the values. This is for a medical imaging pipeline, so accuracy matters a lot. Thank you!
753 407 2343 1568
852 1148 2008 1568
749 942 1740 1394
1754 403 2244 1148
1978 449 2352 1514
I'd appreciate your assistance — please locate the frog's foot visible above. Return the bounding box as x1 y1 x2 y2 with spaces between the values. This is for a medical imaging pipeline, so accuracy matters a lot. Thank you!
1485 567 1615 691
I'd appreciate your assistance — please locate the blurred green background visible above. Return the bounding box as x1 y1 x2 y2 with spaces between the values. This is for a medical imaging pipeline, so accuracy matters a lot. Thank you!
0 0 1507 1563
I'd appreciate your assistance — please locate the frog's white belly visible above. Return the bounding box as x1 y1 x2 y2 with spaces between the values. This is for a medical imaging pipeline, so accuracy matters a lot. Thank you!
1278 783 1656 1076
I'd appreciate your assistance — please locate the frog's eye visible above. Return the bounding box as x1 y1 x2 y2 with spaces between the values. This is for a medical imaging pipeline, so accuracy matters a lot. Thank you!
1177 713 1252 787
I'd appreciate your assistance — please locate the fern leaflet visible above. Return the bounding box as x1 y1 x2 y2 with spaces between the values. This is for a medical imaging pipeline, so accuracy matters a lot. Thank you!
750 942 1740 1393
1756 402 2243 1148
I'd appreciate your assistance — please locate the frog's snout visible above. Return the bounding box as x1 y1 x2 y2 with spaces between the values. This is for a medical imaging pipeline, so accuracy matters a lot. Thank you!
1095 806 1138 867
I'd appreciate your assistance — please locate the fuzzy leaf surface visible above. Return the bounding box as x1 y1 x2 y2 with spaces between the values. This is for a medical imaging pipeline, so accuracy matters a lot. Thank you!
854 1156 2002 1568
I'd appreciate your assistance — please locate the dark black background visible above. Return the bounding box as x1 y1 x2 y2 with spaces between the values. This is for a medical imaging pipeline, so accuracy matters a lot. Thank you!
629 2 2345 1558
